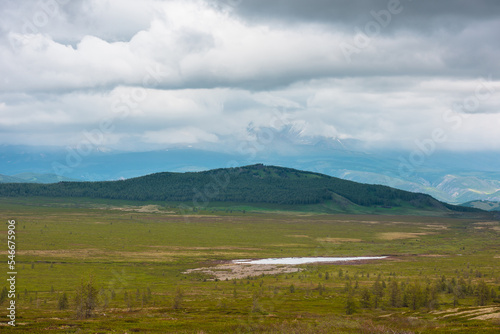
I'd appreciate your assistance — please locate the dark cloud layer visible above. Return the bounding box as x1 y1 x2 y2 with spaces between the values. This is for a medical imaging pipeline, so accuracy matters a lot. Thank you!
228 0 500 26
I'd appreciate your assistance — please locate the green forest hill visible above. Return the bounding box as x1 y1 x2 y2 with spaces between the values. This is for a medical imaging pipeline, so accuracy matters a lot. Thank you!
0 164 486 215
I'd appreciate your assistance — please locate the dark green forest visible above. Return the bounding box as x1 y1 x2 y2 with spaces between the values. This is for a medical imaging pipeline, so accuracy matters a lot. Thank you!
0 164 480 211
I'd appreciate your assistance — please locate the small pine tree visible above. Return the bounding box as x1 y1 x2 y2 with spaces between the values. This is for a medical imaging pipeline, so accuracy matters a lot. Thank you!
476 280 490 306
74 276 99 319
389 280 402 307
58 293 69 310
360 288 372 308
372 278 384 308
345 289 357 315
173 287 183 310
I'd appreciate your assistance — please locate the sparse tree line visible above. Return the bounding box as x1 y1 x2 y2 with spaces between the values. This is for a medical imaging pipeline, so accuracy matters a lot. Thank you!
229 269 499 316
0 275 182 319
343 273 498 315
1 270 498 319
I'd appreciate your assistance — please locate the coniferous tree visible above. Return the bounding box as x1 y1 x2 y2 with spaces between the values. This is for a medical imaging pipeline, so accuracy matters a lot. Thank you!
389 280 402 307
74 276 99 319
58 293 69 310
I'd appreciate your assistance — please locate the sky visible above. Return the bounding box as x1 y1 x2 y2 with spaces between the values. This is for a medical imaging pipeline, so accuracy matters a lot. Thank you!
0 0 499 155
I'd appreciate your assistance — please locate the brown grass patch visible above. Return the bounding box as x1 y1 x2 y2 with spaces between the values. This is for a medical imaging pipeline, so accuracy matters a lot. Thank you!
473 221 499 226
286 234 311 238
316 237 362 243
19 249 105 258
107 205 166 213
377 232 430 240
472 312 500 320
18 248 253 262
145 245 260 251
421 224 448 230
438 306 500 319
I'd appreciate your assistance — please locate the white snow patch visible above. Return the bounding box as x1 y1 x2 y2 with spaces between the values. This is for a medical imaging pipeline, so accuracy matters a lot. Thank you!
233 256 387 265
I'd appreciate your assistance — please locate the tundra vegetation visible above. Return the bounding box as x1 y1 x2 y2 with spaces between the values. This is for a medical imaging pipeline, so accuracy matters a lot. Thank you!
0 196 499 333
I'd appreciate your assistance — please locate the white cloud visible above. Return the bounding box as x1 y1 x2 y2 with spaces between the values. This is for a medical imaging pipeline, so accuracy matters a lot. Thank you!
0 0 499 153
143 127 219 145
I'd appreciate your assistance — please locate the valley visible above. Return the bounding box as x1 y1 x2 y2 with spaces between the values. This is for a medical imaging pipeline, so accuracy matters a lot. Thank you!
1 196 499 333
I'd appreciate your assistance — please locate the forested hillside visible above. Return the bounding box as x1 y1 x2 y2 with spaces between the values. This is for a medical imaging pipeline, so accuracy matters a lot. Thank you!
0 164 480 212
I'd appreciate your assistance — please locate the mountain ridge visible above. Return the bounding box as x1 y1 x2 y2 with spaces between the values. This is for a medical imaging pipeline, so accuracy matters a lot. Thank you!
0 173 77 184
0 164 484 215
2 145 500 204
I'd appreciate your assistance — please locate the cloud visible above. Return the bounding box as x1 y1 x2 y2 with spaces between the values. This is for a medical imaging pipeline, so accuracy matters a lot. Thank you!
228 0 500 28
0 0 499 154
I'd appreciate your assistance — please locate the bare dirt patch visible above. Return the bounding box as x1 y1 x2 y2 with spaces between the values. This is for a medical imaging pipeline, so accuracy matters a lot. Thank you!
377 232 431 240
184 263 302 280
185 257 388 280
286 234 311 238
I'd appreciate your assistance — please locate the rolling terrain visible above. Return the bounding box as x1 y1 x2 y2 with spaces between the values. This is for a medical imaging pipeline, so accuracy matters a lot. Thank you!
0 196 499 333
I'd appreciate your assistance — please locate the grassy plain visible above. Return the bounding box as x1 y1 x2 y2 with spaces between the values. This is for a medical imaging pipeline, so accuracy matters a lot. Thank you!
0 197 499 333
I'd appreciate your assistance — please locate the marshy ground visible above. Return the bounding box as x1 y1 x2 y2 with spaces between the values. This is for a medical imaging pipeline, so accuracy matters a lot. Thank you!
1 197 499 333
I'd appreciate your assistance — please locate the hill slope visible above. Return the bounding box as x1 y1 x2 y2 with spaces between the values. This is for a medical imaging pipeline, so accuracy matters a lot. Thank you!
461 200 500 212
0 164 481 213
0 173 76 184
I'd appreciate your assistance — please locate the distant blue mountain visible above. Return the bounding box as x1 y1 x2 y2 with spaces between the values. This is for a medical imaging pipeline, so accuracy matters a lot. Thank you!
0 173 76 183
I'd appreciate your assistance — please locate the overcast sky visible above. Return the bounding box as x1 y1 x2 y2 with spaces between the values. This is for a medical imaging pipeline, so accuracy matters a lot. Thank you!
0 0 499 154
